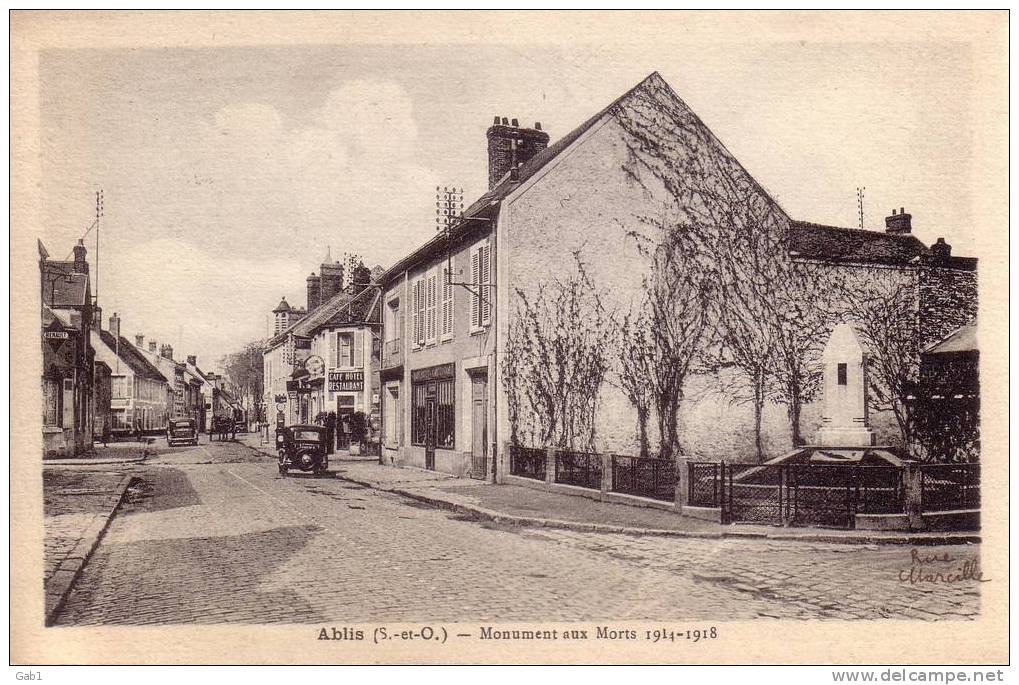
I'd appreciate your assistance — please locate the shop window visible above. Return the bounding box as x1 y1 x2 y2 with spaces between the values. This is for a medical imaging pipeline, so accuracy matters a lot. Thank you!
411 378 454 449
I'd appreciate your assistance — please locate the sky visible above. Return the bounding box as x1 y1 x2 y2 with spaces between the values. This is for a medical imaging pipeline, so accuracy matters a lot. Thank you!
37 35 981 372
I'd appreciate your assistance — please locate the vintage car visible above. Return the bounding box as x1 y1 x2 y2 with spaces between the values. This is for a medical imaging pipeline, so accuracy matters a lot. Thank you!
166 418 199 447
276 424 329 477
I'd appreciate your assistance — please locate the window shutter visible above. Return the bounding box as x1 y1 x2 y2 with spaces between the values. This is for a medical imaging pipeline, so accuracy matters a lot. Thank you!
353 331 363 369
330 331 338 368
480 243 492 325
442 267 453 337
426 273 437 342
470 248 480 328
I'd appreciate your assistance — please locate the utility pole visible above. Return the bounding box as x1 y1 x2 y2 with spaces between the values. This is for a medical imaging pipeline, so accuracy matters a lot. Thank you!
95 188 103 299
856 186 866 229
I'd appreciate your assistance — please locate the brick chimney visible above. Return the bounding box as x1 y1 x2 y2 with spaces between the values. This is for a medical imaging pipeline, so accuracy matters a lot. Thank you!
307 271 321 311
148 340 157 353
135 334 145 348
885 207 912 235
320 262 344 304
92 304 103 329
160 344 174 360
930 237 952 260
187 355 197 366
72 239 88 274
487 116 550 189
109 313 120 339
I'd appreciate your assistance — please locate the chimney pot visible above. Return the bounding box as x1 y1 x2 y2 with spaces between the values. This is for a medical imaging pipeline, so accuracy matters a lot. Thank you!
931 237 953 260
187 355 197 366
486 118 550 189
535 122 542 131
885 208 913 235
493 116 500 125
149 340 157 353
501 117 509 125
135 334 145 348
511 118 519 127
108 313 121 340
901 207 905 214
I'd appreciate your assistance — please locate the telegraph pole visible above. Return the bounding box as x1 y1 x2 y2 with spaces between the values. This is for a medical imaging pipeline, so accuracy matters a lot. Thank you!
856 186 866 229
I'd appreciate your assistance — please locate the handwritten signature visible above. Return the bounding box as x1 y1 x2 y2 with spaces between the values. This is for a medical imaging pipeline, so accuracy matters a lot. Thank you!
898 548 989 585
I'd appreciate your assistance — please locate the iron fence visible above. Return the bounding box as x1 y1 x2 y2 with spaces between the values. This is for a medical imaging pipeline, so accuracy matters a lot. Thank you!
786 464 854 528
853 466 905 514
726 463 787 525
510 445 547 481
921 463 980 511
611 455 676 502
554 450 602 490
688 461 723 507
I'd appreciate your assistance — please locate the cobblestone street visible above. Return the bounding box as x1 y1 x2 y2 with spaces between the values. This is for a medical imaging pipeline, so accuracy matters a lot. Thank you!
53 439 982 625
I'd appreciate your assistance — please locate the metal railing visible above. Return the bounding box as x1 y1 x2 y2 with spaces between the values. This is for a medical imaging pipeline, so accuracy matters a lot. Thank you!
611 454 676 502
921 463 980 511
688 461 723 507
510 445 546 481
554 449 602 490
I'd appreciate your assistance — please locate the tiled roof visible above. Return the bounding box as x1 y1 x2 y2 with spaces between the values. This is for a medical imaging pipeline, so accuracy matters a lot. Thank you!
273 298 292 313
789 221 930 265
96 329 168 382
380 73 668 283
925 322 977 355
42 263 90 307
267 284 379 348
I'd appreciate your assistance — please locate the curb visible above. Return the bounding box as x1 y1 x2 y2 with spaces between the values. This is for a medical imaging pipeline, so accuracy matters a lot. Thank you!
243 442 981 546
45 475 138 626
337 474 981 547
43 457 148 467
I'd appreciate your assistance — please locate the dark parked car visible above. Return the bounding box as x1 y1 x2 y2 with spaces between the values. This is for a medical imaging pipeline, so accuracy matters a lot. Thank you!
166 418 199 447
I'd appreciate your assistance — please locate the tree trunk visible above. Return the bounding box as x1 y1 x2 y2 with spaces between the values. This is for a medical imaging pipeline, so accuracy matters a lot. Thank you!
788 393 804 447
636 406 650 459
753 371 765 463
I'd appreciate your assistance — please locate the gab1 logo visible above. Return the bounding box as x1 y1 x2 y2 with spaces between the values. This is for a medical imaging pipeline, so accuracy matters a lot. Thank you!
16 673 43 681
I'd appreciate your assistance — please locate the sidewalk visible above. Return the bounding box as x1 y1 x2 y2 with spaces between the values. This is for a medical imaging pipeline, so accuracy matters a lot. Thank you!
239 437 980 545
42 441 168 465
43 468 137 624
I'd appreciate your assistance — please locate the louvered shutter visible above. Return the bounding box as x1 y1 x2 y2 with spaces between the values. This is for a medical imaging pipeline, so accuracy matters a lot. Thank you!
442 267 453 337
353 331 363 369
480 243 492 325
426 273 437 342
470 248 480 328
330 331 338 368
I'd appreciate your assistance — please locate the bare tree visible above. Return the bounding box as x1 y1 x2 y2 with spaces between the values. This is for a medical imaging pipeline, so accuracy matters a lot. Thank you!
829 267 921 452
502 262 613 450
614 298 657 458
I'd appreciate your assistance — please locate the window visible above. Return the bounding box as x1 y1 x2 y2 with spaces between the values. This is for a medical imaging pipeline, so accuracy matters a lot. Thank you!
43 378 61 427
111 375 128 399
411 378 455 449
441 266 454 339
338 333 353 367
413 279 425 347
837 363 847 386
387 298 401 342
426 272 437 344
470 241 492 330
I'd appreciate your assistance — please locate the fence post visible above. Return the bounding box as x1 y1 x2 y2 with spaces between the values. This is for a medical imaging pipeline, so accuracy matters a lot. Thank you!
600 452 612 495
675 456 690 514
545 447 555 485
903 462 924 531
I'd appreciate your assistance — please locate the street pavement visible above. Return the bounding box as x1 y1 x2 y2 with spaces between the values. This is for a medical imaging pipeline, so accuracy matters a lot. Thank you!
53 438 982 625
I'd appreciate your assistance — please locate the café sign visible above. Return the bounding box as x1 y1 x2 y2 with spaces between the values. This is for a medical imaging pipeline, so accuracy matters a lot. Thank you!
329 371 364 392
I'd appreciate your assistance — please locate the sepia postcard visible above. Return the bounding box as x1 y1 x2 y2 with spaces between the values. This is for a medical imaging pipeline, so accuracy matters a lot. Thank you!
10 10 1009 666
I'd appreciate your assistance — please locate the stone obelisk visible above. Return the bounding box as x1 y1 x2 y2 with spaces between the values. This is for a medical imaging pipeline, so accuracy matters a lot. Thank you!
815 323 876 447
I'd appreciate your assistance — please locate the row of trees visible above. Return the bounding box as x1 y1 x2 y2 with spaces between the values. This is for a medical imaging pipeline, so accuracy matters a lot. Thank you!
502 78 957 462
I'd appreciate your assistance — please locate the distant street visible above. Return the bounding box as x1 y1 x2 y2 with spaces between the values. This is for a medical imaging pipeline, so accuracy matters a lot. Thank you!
54 438 981 625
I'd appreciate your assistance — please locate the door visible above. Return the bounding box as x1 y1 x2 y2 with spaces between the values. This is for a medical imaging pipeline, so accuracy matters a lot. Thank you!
424 397 436 470
471 375 488 480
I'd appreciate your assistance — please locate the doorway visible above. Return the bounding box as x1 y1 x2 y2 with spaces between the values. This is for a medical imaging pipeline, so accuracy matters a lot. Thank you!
470 374 488 480
424 397 436 470
336 395 355 450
